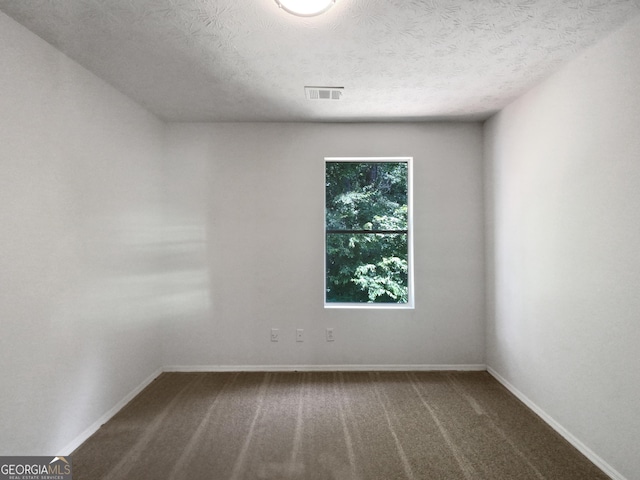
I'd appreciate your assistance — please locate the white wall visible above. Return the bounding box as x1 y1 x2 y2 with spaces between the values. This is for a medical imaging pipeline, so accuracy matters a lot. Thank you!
485 15 640 480
163 122 485 368
0 12 166 454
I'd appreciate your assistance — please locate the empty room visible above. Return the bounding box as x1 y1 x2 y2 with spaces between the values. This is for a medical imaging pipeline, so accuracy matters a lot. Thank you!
1 1 639 479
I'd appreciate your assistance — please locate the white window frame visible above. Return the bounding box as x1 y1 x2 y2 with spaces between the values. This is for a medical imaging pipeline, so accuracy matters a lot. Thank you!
324 157 414 309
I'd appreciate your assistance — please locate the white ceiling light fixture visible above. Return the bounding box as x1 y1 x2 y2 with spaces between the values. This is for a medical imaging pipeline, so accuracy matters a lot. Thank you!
275 0 336 17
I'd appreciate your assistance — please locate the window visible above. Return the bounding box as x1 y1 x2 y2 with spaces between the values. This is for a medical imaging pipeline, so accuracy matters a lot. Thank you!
325 157 413 308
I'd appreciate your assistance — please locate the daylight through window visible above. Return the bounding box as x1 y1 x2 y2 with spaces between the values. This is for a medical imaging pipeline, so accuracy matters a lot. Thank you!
325 157 413 307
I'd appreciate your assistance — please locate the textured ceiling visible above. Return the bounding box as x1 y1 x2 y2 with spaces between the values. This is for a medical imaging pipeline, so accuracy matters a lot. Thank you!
2 0 639 122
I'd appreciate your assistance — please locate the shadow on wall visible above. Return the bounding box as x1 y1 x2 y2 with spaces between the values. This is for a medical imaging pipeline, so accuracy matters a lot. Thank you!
49 211 212 330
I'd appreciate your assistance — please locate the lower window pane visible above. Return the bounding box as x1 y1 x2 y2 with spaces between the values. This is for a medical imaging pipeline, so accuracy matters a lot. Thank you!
326 233 408 304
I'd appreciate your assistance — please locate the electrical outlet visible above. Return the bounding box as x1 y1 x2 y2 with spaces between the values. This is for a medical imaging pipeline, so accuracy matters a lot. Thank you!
271 328 279 342
326 328 334 342
296 329 304 342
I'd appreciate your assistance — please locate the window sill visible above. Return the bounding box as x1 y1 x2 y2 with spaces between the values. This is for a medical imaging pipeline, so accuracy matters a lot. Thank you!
324 303 414 310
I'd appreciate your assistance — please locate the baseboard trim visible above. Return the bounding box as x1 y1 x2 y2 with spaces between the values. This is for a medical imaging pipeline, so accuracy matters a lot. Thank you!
487 366 625 480
59 368 162 456
163 364 487 372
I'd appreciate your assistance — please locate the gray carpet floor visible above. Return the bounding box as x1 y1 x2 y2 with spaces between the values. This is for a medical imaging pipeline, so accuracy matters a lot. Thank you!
72 371 608 479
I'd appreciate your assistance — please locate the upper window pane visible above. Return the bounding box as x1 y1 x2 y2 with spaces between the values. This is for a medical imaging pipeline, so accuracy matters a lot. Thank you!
326 162 408 231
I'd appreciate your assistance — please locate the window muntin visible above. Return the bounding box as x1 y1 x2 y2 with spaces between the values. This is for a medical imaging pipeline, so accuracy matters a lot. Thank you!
325 158 413 308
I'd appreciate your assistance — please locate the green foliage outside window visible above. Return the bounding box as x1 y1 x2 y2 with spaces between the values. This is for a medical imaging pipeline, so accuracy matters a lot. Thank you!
325 161 409 304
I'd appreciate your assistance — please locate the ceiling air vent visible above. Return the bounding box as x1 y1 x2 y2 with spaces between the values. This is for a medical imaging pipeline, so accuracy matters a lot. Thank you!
305 86 344 100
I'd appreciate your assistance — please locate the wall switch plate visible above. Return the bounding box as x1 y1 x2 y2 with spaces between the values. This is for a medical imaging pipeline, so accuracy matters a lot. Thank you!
296 328 304 342
271 328 279 342
326 328 334 342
